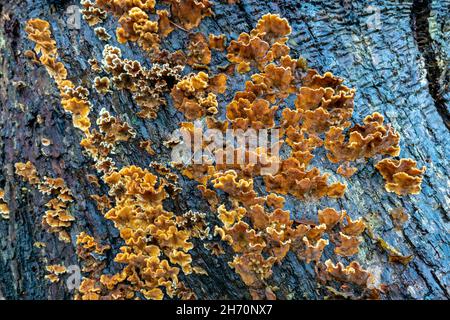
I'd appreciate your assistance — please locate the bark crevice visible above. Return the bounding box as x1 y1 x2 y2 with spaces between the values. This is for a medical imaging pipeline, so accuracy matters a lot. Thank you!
411 0 449 130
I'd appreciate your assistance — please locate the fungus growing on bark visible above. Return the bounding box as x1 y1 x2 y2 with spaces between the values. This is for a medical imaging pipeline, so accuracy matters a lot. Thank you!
337 163 358 178
139 140 156 155
94 27 112 41
81 0 107 26
217 205 246 228
182 162 216 185
209 34 226 51
298 237 329 263
215 221 266 253
265 193 285 209
96 0 156 15
176 210 210 240
227 14 293 73
322 260 373 288
227 32 272 73
264 156 346 200
375 158 425 196
0 189 9 219
325 113 401 163
41 138 52 147
102 45 183 119
187 32 211 66
390 207 409 230
79 109 135 162
91 195 112 214
295 78 356 134
230 252 276 284
20 8 422 300
334 232 362 257
40 178 75 243
318 207 344 230
157 9 174 37
15 159 75 242
204 242 225 256
116 7 160 52
197 185 220 210
93 76 111 94
340 214 366 237
88 58 102 73
24 19 57 56
171 72 227 119
96 108 136 142
15 161 40 185
251 13 291 44
45 264 67 283
26 20 93 133
226 98 278 129
165 0 213 30
212 170 264 207
91 165 198 299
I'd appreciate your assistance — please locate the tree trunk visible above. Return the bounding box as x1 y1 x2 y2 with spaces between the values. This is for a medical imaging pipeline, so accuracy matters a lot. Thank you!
0 0 449 300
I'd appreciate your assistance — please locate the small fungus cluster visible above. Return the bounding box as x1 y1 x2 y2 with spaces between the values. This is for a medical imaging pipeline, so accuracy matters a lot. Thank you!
76 232 110 280
15 162 75 243
102 45 184 119
0 189 9 219
85 0 213 56
76 165 206 300
227 14 292 73
171 71 227 119
45 264 68 283
375 158 426 196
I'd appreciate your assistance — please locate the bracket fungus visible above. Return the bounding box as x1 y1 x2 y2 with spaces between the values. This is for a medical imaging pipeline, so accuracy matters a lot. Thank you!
171 72 227 120
102 45 184 119
165 0 213 30
15 161 40 185
81 0 108 26
209 34 227 51
0 189 9 219
187 32 211 66
227 14 291 73
325 113 400 163
375 158 426 196
45 264 67 283
94 27 112 41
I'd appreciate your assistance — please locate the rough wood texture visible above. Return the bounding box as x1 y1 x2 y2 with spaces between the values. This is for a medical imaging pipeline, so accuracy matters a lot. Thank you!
0 0 449 300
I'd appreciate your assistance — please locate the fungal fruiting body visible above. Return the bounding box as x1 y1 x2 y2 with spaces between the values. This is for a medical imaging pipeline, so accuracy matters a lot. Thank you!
375 158 426 195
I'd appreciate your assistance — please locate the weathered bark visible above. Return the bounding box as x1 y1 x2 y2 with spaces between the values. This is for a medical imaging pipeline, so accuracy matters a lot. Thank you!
0 0 449 300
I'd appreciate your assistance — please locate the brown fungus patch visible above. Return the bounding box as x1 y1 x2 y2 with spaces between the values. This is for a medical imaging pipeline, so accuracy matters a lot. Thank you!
209 34 226 51
187 32 211 66
171 72 227 120
325 113 400 163
164 0 213 30
375 158 425 196
0 189 9 219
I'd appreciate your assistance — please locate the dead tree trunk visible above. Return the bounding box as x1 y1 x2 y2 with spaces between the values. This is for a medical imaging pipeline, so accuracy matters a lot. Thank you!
0 0 449 300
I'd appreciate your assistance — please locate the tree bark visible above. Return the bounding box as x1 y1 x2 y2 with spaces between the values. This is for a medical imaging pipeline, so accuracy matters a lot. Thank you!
0 0 449 300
